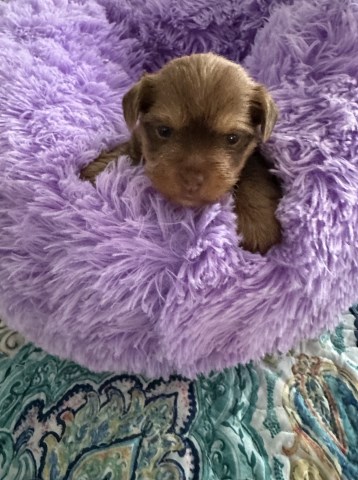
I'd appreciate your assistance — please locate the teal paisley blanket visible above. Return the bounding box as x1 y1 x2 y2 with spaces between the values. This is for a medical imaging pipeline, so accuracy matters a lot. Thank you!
1 308 358 480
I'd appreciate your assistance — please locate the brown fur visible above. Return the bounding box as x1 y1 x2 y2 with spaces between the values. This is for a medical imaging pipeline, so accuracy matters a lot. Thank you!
80 53 282 253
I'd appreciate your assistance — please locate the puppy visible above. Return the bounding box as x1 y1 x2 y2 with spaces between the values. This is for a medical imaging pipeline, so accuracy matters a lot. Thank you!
81 53 282 253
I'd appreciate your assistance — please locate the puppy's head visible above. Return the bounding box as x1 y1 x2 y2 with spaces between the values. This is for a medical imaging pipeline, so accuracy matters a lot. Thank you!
123 53 278 207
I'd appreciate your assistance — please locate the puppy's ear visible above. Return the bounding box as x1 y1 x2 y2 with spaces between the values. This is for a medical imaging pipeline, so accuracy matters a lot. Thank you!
250 85 278 142
122 74 154 131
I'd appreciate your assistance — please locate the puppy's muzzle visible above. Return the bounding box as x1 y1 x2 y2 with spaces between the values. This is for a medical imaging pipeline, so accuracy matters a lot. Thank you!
179 169 204 195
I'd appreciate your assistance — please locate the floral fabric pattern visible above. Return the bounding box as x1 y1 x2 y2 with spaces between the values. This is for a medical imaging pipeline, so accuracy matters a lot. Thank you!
1 309 358 479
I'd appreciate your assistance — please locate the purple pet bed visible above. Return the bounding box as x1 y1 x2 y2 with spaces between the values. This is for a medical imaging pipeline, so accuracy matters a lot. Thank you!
0 0 357 377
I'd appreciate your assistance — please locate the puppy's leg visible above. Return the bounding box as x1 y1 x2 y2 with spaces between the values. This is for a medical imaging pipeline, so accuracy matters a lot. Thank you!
234 152 282 254
80 134 142 184
80 144 128 184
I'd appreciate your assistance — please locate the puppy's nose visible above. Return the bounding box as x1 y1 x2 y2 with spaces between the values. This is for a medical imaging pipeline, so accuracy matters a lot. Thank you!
180 171 204 194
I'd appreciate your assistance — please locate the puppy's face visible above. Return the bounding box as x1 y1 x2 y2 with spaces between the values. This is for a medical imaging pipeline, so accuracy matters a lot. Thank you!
123 53 278 207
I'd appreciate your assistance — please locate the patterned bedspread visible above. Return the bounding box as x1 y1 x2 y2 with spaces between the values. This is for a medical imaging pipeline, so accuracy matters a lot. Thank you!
1 308 358 480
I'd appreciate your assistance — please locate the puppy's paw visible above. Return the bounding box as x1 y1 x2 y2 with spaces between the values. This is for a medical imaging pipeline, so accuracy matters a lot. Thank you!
80 161 107 184
240 214 282 254
234 152 282 254
80 144 128 184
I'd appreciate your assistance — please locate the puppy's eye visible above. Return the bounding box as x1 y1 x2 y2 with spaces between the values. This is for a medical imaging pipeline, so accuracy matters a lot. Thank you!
156 126 173 139
226 133 240 145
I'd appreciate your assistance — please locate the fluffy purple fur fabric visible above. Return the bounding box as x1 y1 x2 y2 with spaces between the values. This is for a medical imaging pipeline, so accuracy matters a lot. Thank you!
0 0 357 377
